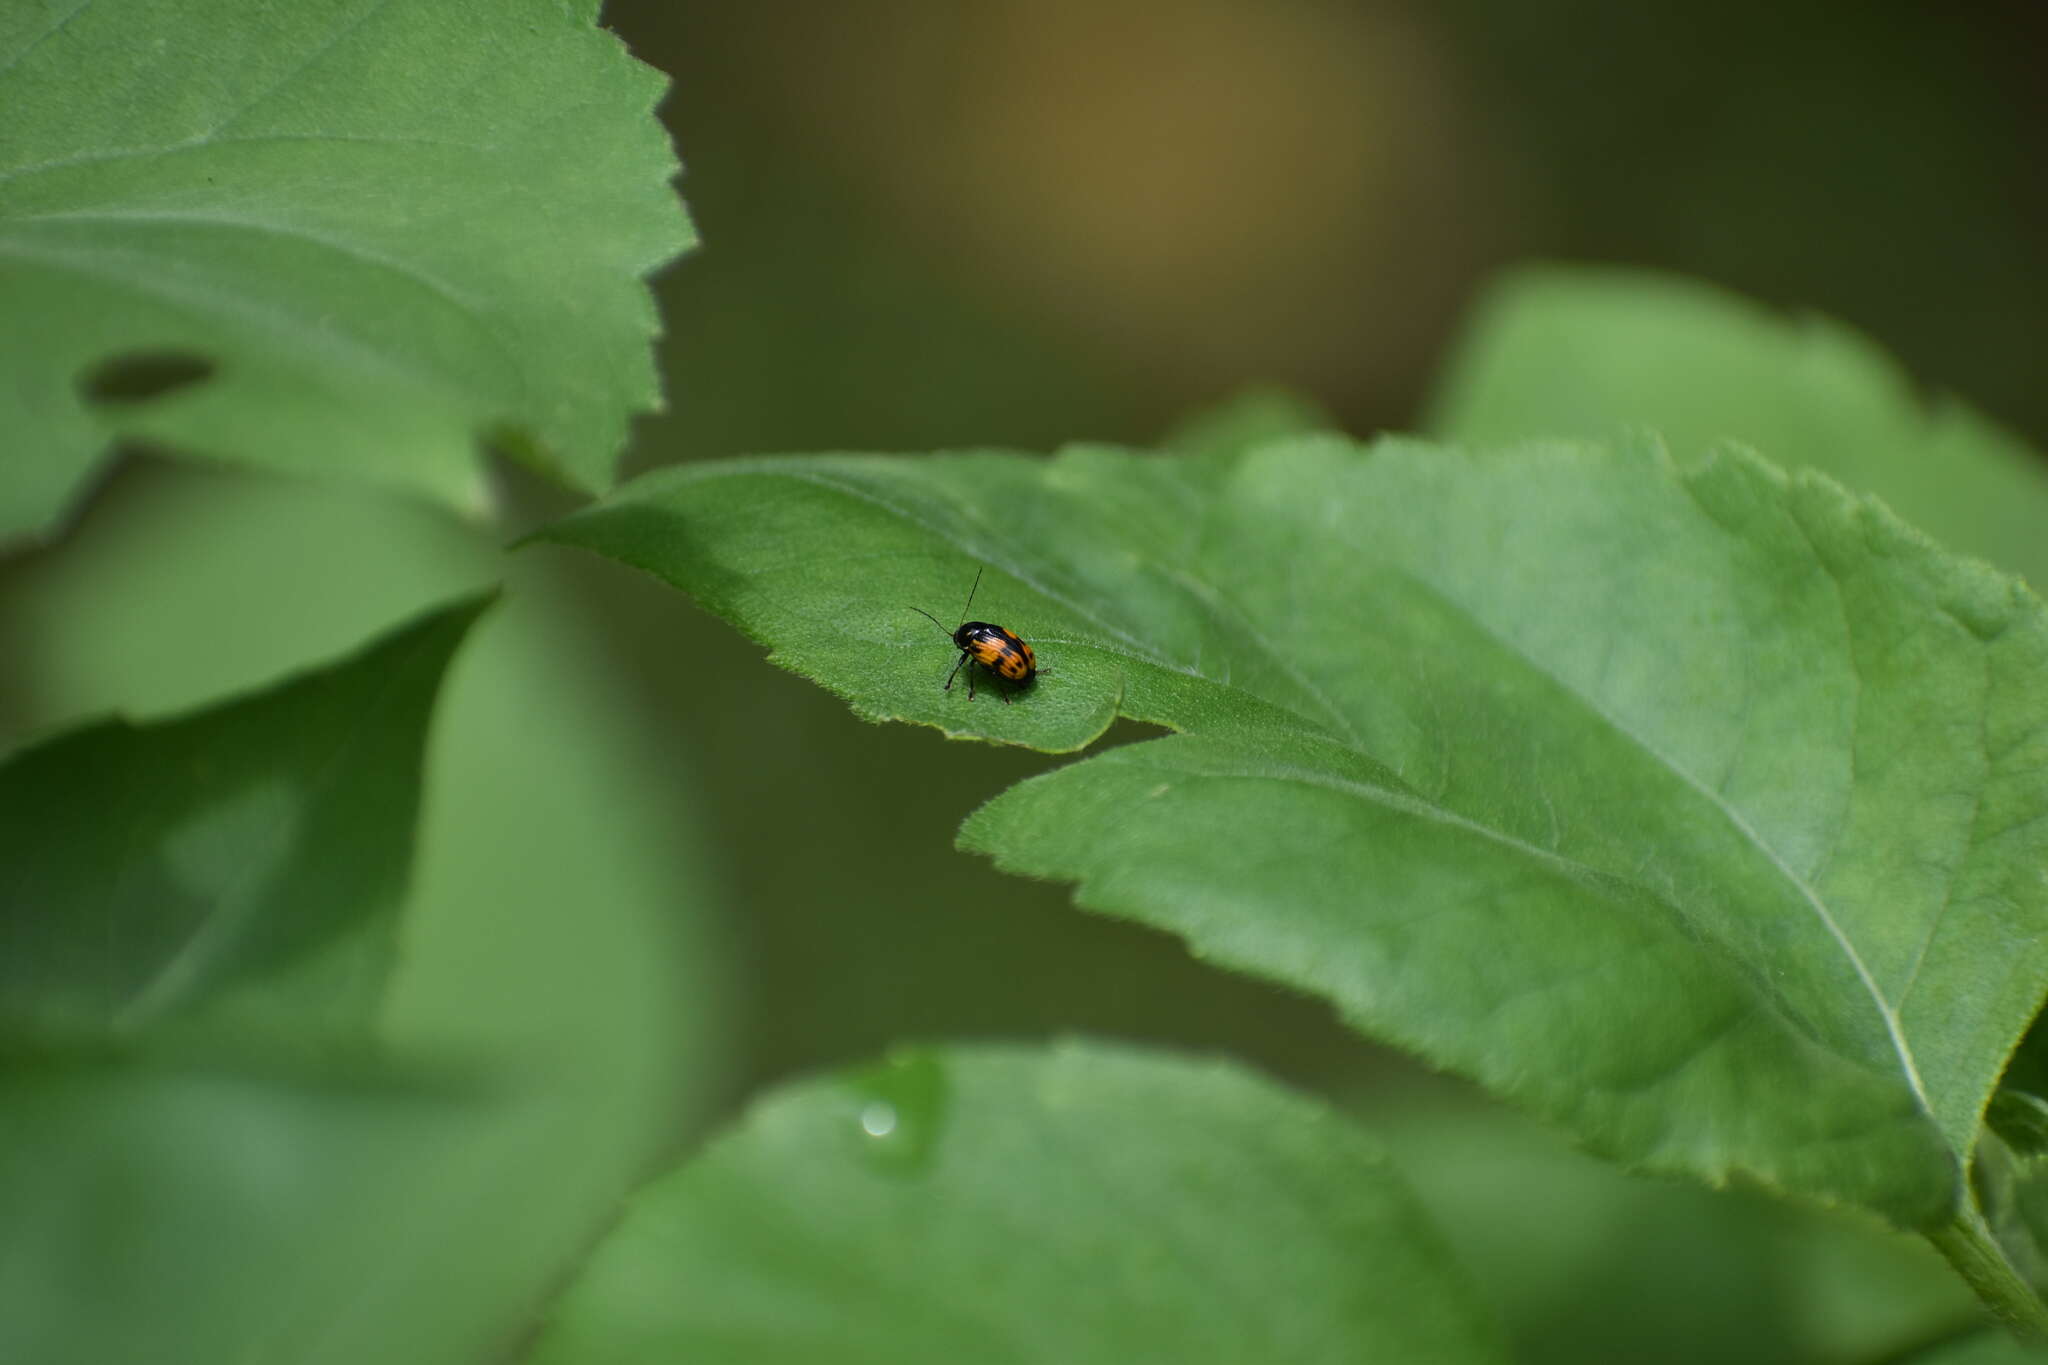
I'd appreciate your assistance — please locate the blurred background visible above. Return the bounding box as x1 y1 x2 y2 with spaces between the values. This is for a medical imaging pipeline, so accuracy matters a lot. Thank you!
622 0 2048 461
5 1 2045 1360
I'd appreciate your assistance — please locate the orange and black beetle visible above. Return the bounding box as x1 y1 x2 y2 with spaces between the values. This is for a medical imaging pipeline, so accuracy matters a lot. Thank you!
909 567 1038 704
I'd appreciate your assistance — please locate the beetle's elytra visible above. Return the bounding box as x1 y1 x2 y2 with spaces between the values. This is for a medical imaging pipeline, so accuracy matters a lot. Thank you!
909 567 1038 704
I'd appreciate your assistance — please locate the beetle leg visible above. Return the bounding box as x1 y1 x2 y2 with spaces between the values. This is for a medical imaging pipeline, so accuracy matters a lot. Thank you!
944 651 970 693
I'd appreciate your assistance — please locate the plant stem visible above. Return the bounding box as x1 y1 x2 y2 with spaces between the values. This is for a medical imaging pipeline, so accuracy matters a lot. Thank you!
1930 1208 2048 1343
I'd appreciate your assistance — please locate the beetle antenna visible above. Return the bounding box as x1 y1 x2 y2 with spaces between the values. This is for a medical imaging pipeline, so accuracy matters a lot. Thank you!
957 566 984 628
908 605 951 636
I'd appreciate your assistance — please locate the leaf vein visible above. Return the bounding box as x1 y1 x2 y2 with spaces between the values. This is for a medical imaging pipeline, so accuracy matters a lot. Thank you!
208 0 399 141
0 0 93 82
1418 539 1932 1113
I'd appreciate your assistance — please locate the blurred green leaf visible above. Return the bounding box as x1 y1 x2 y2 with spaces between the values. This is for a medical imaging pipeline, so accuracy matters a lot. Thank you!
534 1040 1508 1364
1987 1091 2048 1164
543 433 2048 1239
0 593 489 1036
0 1046 490 1365
1897 1329 2048 1365
1160 384 1337 462
1367 1077 1974 1365
0 0 689 542
0 463 730 1365
1975 1093 2048 1300
0 463 499 747
1428 266 2048 588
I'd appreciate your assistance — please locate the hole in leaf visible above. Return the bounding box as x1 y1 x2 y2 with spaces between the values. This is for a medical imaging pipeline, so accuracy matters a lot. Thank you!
78 351 216 405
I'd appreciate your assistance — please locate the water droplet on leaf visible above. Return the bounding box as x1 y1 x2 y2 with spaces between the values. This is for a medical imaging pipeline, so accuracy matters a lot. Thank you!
842 1048 950 1176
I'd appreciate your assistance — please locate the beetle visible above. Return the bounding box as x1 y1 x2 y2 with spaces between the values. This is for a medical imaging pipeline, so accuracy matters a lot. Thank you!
908 566 1037 704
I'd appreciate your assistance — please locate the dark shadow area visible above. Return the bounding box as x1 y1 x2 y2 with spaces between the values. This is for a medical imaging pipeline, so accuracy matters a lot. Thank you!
77 351 215 407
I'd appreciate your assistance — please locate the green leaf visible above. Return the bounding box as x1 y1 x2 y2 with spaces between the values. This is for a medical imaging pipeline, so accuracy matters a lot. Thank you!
533 1040 1509 1364
0 464 731 1364
0 463 499 750
1160 384 1338 462
1975 1085 2048 1301
1427 266 2048 589
0 0 689 542
0 593 491 1036
0 1046 495 1365
1368 1078 1974 1365
541 433 2048 1236
1898 1329 2048 1365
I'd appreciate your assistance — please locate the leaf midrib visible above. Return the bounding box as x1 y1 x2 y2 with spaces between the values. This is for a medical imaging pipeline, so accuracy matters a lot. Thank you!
111 617 446 1029
4 207 489 323
706 461 1368 745
0 133 472 190
0 228 493 402
1379 561 1933 1114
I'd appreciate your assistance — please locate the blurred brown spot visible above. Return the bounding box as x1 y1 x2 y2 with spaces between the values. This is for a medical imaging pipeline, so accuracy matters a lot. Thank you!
761 0 1516 427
